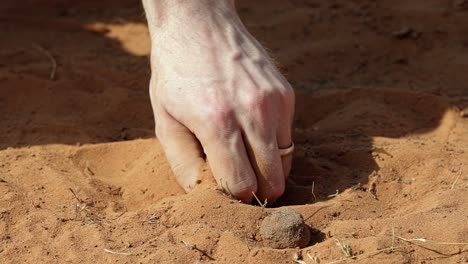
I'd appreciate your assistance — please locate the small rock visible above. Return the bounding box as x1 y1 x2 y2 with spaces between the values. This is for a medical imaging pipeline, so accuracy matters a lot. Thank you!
260 208 310 249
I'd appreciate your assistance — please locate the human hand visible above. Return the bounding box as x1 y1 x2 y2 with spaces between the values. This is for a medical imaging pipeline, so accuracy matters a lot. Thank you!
144 0 295 202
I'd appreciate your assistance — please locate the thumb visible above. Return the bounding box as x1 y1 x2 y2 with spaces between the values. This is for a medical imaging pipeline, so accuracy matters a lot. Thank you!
155 109 204 191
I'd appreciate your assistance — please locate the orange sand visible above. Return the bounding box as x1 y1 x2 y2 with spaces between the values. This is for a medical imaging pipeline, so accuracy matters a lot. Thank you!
0 0 467 263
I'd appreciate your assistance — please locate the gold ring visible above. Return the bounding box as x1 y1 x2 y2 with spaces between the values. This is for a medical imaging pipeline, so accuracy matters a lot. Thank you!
279 142 294 156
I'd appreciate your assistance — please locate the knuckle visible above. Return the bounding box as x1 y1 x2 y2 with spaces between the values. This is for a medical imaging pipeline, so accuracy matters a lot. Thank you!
203 103 238 135
280 86 295 107
207 107 235 124
244 89 270 110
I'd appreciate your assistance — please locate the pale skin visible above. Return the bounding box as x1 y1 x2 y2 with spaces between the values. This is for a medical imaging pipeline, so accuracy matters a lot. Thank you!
142 0 295 203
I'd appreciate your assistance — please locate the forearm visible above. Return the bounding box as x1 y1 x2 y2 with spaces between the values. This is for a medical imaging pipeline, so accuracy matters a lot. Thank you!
142 0 271 82
142 0 238 40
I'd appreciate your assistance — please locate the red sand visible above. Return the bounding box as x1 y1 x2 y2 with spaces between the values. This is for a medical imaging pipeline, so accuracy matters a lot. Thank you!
1 0 467 263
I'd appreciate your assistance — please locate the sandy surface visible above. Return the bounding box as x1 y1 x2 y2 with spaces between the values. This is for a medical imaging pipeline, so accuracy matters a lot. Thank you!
1 0 468 263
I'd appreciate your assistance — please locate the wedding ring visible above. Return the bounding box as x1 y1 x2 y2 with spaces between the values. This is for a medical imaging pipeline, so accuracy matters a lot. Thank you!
278 142 294 156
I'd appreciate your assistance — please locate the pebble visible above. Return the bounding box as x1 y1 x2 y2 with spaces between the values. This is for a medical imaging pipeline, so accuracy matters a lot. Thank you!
259 208 310 249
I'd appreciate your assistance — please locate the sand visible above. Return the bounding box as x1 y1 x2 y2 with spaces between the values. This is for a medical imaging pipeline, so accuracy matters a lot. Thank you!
0 0 467 263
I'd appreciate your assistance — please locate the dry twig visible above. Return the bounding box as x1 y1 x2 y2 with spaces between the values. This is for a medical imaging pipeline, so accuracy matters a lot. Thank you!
324 246 406 264
451 170 463 189
322 233 468 264
311 181 317 202
68 188 103 224
335 239 352 257
293 252 307 264
144 214 158 224
328 190 339 198
252 191 267 207
32 43 57 80
103 248 131 256
181 240 214 260
307 252 320 264
397 236 468 245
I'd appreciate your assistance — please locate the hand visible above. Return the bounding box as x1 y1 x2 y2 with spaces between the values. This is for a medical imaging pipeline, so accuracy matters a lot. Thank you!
144 0 295 202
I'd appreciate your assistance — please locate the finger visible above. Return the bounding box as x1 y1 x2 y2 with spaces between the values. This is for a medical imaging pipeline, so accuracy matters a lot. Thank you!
277 87 295 180
277 126 293 181
242 120 285 203
155 109 205 192
198 126 258 203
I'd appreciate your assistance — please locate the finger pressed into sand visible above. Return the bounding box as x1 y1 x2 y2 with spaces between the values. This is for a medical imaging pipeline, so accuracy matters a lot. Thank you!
155 109 205 192
277 87 295 181
199 129 258 203
242 125 285 203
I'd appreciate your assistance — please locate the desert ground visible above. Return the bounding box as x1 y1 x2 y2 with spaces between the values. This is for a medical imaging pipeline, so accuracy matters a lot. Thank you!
1 0 467 263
